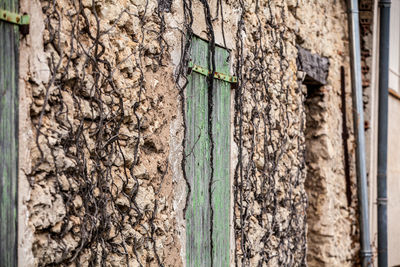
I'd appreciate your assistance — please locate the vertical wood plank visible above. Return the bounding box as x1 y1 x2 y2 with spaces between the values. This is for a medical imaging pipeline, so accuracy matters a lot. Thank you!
186 36 212 267
185 36 230 267
211 46 231 267
0 0 19 266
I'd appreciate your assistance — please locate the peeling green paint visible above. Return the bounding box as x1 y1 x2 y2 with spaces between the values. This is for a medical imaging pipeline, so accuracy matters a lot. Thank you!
185 36 231 267
211 45 231 267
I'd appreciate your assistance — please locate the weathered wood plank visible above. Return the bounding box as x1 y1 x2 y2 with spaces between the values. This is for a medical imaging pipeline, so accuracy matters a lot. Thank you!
185 36 230 267
186 36 212 267
0 0 19 266
211 46 230 267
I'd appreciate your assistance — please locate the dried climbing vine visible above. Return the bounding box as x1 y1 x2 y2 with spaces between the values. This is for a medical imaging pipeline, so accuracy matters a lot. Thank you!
30 0 170 266
232 0 307 266
176 0 308 266
29 0 308 266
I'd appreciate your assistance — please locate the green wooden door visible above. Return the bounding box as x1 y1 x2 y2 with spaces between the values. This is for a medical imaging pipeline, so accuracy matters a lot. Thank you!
185 36 231 267
0 0 19 266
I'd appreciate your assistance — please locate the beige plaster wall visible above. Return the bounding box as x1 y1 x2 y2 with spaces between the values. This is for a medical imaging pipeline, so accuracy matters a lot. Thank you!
387 96 400 267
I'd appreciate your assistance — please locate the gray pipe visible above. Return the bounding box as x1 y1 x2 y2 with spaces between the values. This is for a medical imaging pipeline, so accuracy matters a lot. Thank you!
347 0 373 266
377 1 391 266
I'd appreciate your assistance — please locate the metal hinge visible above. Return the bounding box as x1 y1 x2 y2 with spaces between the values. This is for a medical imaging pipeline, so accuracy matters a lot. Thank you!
188 61 237 84
0 9 30 34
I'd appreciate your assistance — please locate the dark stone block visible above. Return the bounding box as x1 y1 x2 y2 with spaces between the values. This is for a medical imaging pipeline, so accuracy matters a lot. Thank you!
297 45 330 86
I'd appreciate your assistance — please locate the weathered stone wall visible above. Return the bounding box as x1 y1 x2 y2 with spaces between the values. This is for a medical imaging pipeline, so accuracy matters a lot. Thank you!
290 1 361 266
17 0 359 266
19 0 184 266
292 1 360 266
229 1 360 266
228 2 308 265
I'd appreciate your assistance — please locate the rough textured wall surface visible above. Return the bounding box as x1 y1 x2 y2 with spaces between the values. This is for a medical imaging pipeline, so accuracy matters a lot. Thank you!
17 0 359 266
226 0 359 266
291 1 360 266
229 2 308 266
19 0 184 266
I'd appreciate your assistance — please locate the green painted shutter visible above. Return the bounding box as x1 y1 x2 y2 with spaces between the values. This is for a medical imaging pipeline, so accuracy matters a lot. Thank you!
186 37 212 267
185 36 231 267
211 43 231 267
0 0 19 266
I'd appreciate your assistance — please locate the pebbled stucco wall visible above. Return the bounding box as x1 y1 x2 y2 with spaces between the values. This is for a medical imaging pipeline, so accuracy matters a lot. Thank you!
17 0 359 266
19 0 184 265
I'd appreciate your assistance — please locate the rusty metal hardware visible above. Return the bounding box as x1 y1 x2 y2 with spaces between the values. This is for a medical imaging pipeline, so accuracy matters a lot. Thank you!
0 9 30 34
188 61 237 84
0 9 29 25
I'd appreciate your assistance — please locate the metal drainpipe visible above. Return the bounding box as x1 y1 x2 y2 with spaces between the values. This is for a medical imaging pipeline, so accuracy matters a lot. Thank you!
347 0 373 266
377 1 391 266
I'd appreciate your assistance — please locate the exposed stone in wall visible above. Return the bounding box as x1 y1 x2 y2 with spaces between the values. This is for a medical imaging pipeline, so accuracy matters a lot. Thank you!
358 0 374 149
227 1 360 265
229 2 308 265
18 0 359 266
290 1 360 266
21 0 183 265
359 0 374 104
297 46 330 86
